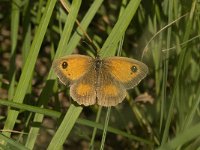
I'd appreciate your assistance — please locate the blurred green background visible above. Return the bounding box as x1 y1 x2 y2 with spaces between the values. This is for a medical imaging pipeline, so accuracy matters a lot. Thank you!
0 0 200 149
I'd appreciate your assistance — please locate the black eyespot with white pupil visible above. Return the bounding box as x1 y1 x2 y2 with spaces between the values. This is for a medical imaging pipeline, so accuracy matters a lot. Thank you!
62 61 68 69
131 65 137 73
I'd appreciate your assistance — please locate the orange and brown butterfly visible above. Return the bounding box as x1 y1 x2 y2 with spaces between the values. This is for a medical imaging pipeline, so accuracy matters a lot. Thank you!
52 54 148 107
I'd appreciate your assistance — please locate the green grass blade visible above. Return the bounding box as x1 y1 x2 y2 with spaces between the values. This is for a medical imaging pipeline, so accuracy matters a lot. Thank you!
100 107 111 150
76 118 153 145
0 133 29 150
0 99 60 118
47 104 82 149
8 0 20 101
89 107 102 149
21 0 31 64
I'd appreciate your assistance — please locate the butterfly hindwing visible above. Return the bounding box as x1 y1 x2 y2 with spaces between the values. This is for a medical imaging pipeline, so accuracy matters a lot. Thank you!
70 66 97 106
96 69 126 106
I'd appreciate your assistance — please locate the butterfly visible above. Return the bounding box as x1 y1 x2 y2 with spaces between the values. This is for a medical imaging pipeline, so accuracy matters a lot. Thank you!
52 54 148 106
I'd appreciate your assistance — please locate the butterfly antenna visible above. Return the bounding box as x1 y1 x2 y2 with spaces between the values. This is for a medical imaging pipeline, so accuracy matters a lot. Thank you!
60 0 100 57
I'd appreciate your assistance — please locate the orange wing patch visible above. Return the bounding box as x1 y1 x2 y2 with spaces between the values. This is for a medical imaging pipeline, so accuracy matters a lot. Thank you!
70 81 96 106
52 55 93 85
109 61 141 81
104 57 148 89
97 83 126 106
102 85 119 96
76 84 92 96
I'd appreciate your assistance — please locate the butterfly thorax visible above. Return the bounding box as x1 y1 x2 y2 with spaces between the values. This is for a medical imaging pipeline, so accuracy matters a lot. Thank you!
95 58 103 71
94 58 103 88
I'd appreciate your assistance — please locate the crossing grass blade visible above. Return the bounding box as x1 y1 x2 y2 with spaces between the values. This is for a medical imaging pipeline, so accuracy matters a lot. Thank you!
100 0 141 57
0 133 29 150
46 0 83 149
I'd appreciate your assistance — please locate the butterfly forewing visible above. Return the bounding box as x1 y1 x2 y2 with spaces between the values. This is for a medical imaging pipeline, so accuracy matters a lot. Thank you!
103 57 148 89
52 55 93 85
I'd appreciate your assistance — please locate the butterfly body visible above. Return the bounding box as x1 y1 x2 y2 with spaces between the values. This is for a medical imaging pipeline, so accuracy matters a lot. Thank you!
53 54 148 106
